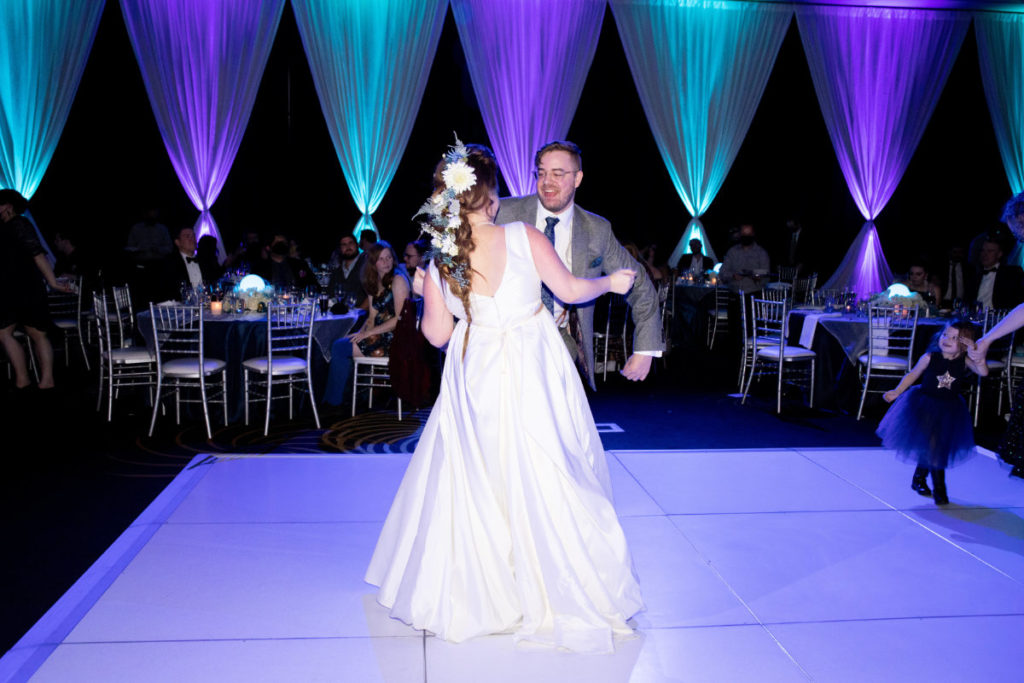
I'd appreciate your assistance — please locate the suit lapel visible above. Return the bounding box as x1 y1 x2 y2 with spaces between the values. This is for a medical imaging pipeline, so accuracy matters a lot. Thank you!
571 205 589 277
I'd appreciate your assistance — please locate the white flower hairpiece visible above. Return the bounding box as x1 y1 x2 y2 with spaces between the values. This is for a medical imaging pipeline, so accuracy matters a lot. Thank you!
414 135 476 288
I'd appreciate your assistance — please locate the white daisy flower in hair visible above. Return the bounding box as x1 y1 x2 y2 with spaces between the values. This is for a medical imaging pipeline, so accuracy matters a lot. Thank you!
442 160 476 194
447 214 461 229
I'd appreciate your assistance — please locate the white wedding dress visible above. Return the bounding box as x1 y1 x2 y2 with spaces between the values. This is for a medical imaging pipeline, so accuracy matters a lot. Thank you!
365 222 643 654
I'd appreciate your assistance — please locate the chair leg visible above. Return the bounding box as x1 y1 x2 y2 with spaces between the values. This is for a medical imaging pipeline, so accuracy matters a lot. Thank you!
308 372 321 429
108 365 116 422
809 359 815 408
263 372 272 437
148 376 162 437
741 355 757 404
199 376 212 439
78 329 90 371
397 398 402 421
352 363 359 417
776 358 783 414
96 359 105 412
222 371 228 427
244 368 250 426
857 366 870 420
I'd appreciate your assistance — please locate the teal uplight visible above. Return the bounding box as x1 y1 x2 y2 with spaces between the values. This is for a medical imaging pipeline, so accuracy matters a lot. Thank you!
610 0 791 268
292 0 447 241
0 0 104 199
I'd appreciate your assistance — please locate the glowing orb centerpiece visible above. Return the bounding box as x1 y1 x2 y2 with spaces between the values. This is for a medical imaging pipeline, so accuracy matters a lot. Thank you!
886 283 911 299
237 274 267 293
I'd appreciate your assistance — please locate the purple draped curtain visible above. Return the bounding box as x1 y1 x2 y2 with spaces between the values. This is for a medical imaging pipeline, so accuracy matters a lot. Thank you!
120 0 286 258
796 5 969 297
451 0 605 196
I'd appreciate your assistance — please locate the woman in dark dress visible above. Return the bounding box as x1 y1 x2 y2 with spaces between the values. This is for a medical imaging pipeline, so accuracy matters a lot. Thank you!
0 190 70 389
350 241 409 358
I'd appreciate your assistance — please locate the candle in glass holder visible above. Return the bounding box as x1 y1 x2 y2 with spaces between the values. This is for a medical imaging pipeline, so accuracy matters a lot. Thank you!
210 300 223 316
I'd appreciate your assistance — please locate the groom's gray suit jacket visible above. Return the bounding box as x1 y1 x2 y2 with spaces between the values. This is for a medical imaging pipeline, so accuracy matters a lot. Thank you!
496 195 663 389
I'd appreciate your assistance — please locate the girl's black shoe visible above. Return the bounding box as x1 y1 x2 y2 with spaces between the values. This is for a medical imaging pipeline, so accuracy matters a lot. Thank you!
911 466 931 497
931 468 949 506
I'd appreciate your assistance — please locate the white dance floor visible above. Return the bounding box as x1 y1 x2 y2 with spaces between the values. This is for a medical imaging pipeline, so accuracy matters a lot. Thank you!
2 447 1023 682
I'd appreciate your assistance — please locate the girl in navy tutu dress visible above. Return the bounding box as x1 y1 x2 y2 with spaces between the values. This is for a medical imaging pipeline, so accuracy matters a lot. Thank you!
876 321 987 505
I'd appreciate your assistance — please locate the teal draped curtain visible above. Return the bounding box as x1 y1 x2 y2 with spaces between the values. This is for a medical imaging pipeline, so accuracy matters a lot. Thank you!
609 0 791 267
0 0 104 200
292 0 447 239
976 11 1024 266
797 6 969 297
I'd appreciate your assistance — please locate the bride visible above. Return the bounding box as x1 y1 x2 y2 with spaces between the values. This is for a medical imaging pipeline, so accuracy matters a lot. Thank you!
365 140 644 654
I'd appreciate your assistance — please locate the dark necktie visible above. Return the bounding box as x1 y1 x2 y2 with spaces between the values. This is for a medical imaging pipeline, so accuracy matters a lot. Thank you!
185 255 197 264
541 216 559 313
983 268 997 275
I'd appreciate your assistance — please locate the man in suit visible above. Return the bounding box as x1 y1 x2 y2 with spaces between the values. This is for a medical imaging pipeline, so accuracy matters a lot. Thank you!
967 236 1024 310
160 225 203 301
681 238 715 274
327 232 366 307
496 140 662 388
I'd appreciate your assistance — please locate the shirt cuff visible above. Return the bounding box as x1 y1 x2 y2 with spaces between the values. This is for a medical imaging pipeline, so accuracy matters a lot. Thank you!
634 350 663 358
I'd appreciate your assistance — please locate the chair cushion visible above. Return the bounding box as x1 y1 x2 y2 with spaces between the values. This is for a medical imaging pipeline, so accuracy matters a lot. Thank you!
757 345 816 360
986 359 1006 370
242 356 308 375
354 356 390 366
857 354 908 370
162 358 226 377
52 317 77 329
107 347 155 364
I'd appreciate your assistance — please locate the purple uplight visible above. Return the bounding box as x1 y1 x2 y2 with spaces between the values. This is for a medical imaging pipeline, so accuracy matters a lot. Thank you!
450 0 605 196
121 0 286 256
797 5 968 295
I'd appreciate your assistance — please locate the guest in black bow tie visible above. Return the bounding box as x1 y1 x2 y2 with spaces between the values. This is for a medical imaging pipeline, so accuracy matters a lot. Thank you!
966 236 1024 311
159 225 204 301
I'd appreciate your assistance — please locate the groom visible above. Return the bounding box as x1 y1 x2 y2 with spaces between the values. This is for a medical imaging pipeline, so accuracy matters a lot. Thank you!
497 140 663 389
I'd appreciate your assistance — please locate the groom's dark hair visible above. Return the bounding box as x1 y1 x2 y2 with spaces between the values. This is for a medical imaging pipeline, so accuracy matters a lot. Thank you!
534 141 582 172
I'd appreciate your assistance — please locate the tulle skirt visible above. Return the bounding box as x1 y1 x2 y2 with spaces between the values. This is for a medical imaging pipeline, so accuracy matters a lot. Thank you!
876 386 976 470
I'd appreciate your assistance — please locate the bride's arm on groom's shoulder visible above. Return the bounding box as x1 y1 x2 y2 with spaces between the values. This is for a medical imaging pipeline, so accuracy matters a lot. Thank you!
526 227 634 303
420 266 455 348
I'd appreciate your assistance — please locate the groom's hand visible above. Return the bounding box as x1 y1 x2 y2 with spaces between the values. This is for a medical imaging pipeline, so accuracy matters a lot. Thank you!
620 353 652 381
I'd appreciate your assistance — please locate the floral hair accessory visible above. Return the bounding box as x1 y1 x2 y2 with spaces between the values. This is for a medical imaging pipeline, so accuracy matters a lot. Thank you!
414 135 475 288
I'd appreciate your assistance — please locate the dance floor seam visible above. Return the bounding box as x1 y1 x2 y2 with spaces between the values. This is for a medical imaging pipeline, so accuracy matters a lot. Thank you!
3 446 1022 682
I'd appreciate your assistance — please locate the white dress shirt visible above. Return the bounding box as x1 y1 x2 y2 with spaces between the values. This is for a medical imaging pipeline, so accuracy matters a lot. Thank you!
978 265 998 309
532 203 575 327
181 251 202 287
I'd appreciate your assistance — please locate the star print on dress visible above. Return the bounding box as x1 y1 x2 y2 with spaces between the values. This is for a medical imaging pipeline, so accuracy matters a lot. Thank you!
936 371 955 389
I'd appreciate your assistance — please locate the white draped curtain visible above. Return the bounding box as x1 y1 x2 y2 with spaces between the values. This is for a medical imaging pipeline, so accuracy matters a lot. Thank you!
450 0 605 197
291 0 447 239
796 5 970 297
610 0 792 266
120 0 286 260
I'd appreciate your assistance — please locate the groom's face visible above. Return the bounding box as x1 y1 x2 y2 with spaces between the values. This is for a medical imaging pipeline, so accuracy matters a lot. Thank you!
535 150 582 214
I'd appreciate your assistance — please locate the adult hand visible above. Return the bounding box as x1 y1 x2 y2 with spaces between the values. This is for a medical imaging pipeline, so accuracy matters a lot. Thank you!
965 339 985 365
349 330 369 344
609 269 637 295
883 390 898 403
973 337 991 359
620 353 652 381
413 266 426 297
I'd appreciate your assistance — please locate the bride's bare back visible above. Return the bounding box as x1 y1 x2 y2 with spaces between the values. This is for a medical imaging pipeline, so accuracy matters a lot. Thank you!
465 223 508 298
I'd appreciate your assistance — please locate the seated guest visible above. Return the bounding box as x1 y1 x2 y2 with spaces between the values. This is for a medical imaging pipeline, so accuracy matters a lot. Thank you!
351 241 409 357
160 225 203 300
901 261 941 305
358 228 379 253
322 241 409 405
328 233 366 306
222 229 262 273
53 230 100 289
940 245 969 306
720 223 770 293
967 236 1024 310
254 233 315 291
682 238 715 276
400 238 429 280
196 234 223 284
